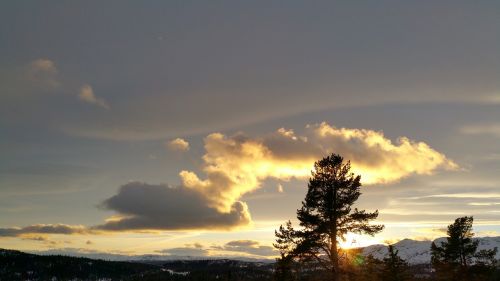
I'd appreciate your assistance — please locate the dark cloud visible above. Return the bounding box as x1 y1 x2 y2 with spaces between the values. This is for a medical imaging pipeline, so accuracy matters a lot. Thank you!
0 224 89 237
95 182 251 231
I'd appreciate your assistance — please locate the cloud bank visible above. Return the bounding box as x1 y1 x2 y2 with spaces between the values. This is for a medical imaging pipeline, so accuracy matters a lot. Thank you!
0 224 89 237
461 124 500 138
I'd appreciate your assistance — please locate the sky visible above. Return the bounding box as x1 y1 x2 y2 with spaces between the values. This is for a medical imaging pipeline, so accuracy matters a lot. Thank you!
0 1 499 259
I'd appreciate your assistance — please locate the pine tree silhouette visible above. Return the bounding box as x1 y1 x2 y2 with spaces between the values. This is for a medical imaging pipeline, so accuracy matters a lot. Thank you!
274 154 384 281
431 216 498 280
382 245 411 281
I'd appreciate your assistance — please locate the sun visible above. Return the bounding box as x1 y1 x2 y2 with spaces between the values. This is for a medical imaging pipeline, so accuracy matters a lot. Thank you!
338 233 383 249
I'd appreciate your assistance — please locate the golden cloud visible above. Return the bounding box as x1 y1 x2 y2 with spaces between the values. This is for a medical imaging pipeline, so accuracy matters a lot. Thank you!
180 122 457 212
167 138 190 152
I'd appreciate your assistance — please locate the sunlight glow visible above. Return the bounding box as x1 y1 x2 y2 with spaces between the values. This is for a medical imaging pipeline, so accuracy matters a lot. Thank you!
338 233 384 249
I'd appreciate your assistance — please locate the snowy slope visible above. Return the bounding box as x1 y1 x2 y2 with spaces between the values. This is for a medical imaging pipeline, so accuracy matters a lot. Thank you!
362 237 500 265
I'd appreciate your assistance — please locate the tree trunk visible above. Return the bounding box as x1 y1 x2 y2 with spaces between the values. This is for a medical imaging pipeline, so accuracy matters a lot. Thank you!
331 179 339 281
332 242 339 281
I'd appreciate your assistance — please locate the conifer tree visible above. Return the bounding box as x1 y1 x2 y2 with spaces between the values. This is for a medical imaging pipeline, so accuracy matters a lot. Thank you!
357 255 383 281
431 216 498 280
274 154 384 281
274 221 296 281
381 245 411 281
432 217 477 268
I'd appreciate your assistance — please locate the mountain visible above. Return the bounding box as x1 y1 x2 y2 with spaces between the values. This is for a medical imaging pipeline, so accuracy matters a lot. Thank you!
362 236 500 265
29 237 500 266
30 248 274 263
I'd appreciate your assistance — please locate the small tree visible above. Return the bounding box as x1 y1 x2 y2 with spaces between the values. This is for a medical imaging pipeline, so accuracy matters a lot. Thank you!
274 154 384 281
357 255 383 281
382 245 411 281
274 221 297 281
431 216 498 280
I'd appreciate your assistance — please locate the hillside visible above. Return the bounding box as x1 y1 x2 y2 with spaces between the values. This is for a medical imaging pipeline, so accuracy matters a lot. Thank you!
0 249 158 281
0 249 273 281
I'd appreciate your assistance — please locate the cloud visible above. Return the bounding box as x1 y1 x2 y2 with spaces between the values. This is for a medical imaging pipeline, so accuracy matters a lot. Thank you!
0 224 90 237
179 122 457 212
461 124 500 138
78 84 110 109
158 240 276 257
93 122 455 231
468 202 500 206
21 235 61 246
167 138 190 152
3 122 454 233
27 59 60 88
213 240 277 257
30 59 57 73
96 182 251 231
0 58 60 101
409 193 500 199
22 236 50 242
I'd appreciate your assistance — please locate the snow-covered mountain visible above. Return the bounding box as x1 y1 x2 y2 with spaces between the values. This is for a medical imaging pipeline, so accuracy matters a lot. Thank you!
29 237 500 265
362 237 500 265
30 248 274 263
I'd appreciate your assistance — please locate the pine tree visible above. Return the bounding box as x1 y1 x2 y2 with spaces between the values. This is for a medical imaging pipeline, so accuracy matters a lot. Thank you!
431 241 453 280
431 216 498 280
381 245 411 281
274 154 384 281
432 217 477 268
357 255 383 281
274 221 296 281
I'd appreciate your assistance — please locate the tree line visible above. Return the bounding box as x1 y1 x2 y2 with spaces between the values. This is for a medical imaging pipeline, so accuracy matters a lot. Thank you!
274 154 498 281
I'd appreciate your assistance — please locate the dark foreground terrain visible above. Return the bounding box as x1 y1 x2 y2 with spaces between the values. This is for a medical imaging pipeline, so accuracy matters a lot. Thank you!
2 248 499 281
0 249 156 281
0 249 274 281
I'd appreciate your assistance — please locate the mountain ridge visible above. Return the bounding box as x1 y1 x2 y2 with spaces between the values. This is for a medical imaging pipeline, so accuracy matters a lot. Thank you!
362 236 500 265
17 236 500 265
